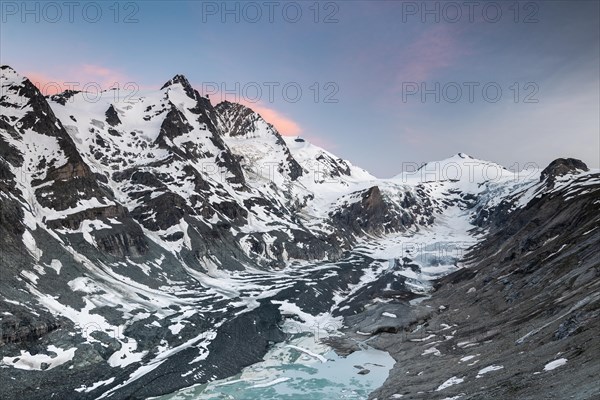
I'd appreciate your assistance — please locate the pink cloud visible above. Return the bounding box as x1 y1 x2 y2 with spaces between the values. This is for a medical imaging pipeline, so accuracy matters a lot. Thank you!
234 98 337 150
200 89 303 137
24 71 64 95
81 64 114 77
396 25 467 83
239 102 340 152
24 64 131 96
243 102 302 136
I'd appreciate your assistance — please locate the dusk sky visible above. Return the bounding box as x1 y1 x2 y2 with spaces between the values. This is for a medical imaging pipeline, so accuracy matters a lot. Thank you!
1 0 599 177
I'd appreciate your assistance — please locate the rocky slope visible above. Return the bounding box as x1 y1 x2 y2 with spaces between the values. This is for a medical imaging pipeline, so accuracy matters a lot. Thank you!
338 161 600 400
0 65 598 399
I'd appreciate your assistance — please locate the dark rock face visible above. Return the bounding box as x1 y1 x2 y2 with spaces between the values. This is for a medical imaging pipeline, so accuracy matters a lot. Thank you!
0 122 23 160
49 90 80 105
331 186 389 235
94 226 148 258
215 150 247 186
131 192 192 231
215 101 260 138
283 229 342 261
161 74 197 100
212 200 248 224
33 176 110 211
284 152 303 181
471 197 514 229
0 316 62 346
193 95 222 134
540 158 588 185
156 104 194 146
105 105 121 127
329 186 433 237
0 163 25 246
215 101 303 181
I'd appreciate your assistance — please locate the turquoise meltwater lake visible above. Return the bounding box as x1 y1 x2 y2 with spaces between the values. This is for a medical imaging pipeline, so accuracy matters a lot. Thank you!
155 334 395 400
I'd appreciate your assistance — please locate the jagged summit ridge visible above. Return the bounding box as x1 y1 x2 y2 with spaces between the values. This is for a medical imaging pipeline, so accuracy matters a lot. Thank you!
161 73 193 90
160 73 199 100
215 100 276 137
0 64 22 84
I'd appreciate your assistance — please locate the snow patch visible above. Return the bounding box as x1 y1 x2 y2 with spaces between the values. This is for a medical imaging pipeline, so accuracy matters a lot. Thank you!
476 365 504 378
1 345 76 371
543 358 567 371
436 376 465 391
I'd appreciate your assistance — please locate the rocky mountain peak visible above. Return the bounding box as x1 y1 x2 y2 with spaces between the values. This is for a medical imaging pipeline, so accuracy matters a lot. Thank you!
212 100 304 181
161 74 192 90
456 152 474 159
161 74 197 99
0 64 19 79
161 74 192 89
0 67 64 138
1 66 35 100
215 100 266 137
540 158 589 186
540 158 589 182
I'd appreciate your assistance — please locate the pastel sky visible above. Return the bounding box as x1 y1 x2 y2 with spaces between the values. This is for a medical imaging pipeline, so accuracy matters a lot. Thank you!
1 1 598 177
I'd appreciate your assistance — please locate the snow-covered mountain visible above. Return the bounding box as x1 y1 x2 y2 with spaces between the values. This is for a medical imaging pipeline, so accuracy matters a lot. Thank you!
1 65 598 399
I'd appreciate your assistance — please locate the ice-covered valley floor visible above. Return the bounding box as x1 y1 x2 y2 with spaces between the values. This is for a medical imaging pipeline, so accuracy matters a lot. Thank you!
135 207 479 399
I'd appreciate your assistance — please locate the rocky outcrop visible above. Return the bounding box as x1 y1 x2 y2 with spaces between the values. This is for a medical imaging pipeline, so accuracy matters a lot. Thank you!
161 74 197 100
48 90 80 105
540 158 589 186
215 101 261 138
130 192 193 231
94 228 148 258
329 186 433 237
215 101 303 181
156 104 194 146
105 105 121 127
0 316 62 346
